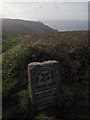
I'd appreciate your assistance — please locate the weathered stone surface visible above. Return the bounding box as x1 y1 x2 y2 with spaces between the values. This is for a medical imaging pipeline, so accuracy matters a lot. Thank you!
28 60 60 109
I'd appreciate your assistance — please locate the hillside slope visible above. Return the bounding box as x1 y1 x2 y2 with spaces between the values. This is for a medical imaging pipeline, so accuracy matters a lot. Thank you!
2 31 89 119
2 19 58 35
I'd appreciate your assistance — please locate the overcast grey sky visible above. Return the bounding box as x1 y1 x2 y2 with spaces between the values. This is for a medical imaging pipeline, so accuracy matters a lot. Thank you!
0 0 89 2
1 2 88 22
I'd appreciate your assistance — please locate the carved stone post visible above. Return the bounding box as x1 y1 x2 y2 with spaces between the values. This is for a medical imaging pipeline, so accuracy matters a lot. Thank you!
28 60 60 109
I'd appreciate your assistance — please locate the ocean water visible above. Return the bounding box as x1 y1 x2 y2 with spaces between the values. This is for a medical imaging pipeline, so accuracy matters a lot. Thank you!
44 20 88 31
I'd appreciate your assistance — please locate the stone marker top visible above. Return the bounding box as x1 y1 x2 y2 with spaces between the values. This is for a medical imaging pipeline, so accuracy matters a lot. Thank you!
28 60 58 67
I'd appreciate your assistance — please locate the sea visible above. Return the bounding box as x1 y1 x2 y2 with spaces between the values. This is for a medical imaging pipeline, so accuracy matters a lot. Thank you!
44 20 88 31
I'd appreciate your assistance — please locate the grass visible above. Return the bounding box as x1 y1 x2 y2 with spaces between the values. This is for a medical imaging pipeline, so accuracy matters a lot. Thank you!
0 45 2 51
0 54 2 93
2 35 24 52
0 54 2 64
2 31 89 119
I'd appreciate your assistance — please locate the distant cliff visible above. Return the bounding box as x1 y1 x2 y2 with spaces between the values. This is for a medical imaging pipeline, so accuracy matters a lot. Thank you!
2 18 58 35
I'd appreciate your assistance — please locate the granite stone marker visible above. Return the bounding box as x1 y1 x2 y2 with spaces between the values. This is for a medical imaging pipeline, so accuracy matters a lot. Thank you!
28 60 60 109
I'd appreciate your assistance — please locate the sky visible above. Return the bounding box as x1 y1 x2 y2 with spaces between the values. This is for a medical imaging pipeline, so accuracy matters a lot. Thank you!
0 1 88 22
0 0 89 2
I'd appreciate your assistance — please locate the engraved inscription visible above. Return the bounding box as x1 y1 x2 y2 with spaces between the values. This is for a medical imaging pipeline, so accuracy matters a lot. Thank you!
36 68 54 87
33 67 55 89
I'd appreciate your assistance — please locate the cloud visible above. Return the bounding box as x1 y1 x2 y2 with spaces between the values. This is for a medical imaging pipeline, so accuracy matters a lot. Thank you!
2 2 88 21
1 0 89 2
